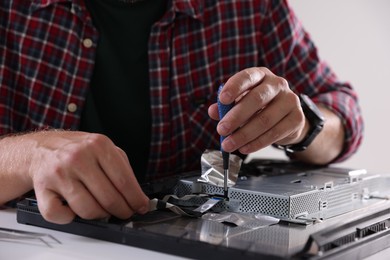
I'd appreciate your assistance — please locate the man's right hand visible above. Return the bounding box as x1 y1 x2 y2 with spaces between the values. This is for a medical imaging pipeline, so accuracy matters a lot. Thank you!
0 130 150 224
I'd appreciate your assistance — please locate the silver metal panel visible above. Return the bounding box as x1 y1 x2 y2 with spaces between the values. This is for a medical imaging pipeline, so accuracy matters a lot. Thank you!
174 167 390 220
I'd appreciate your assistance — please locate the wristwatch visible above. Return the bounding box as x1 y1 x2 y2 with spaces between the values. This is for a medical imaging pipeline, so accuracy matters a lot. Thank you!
276 94 325 153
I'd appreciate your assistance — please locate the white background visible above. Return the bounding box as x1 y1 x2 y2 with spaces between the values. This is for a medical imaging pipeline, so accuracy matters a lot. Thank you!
250 0 390 174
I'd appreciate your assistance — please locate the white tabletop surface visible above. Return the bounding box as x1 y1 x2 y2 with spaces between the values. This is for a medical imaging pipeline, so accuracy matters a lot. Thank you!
0 208 188 260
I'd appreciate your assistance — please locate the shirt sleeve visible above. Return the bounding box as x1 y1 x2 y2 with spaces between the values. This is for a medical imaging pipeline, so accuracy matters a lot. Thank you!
259 0 364 162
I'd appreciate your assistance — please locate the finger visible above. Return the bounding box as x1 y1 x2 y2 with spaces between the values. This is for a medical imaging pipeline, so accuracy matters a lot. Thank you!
77 160 136 219
95 140 149 214
238 108 304 154
219 67 266 104
218 73 290 137
112 149 149 213
35 188 76 224
222 91 300 151
208 103 219 120
59 178 109 220
52 134 135 219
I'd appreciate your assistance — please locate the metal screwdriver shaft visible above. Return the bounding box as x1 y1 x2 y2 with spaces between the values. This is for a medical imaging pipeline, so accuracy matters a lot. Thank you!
217 84 234 199
222 151 230 198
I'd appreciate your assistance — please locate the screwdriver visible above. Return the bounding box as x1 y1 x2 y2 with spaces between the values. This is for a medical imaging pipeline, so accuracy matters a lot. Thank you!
217 84 234 199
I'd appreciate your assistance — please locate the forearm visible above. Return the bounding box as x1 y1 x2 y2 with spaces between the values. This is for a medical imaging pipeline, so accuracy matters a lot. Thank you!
0 134 34 204
292 106 344 165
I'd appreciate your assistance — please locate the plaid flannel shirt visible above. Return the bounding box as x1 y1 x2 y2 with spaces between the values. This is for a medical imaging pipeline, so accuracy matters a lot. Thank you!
0 0 363 179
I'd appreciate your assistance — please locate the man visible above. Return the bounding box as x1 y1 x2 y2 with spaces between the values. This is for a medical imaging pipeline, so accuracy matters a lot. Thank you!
0 0 363 224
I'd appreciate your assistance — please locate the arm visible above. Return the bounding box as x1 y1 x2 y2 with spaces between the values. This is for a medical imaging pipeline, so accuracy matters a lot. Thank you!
0 130 149 224
262 0 363 163
208 1 362 165
0 134 35 203
290 105 345 164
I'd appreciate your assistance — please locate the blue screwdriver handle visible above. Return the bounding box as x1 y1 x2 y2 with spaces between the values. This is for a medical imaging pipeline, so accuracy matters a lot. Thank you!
217 84 234 146
218 84 234 198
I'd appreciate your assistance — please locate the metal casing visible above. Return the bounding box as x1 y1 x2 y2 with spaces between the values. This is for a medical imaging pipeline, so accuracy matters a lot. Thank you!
173 167 389 220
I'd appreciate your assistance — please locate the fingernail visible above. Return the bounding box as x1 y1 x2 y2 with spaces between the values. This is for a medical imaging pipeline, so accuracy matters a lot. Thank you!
138 205 149 214
221 91 232 103
218 122 230 135
240 145 250 154
223 138 235 151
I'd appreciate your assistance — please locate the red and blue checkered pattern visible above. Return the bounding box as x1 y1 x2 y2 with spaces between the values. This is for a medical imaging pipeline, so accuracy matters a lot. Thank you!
0 0 363 179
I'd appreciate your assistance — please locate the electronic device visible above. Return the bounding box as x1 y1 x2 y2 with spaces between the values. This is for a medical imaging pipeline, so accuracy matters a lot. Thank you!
16 159 390 259
172 159 388 222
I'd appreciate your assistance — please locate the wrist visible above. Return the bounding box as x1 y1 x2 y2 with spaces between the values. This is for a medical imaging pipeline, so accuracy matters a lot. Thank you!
274 94 325 153
0 133 36 203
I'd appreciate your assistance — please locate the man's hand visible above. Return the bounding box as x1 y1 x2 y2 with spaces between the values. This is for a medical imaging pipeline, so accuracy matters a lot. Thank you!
209 67 307 154
208 67 345 165
0 131 149 224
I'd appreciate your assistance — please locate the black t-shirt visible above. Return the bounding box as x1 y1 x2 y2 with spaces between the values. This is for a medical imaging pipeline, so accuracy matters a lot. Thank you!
81 0 167 182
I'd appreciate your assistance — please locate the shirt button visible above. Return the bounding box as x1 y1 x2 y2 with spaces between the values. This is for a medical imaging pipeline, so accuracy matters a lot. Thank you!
83 38 93 48
67 103 77 113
